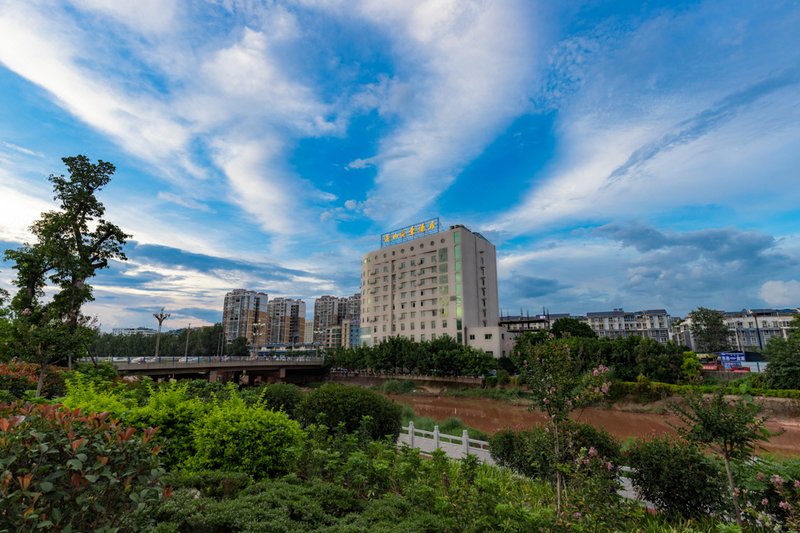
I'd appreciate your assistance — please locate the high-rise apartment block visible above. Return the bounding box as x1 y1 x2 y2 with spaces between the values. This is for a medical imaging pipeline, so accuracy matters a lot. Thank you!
313 293 361 348
222 289 269 345
267 297 306 346
360 221 499 347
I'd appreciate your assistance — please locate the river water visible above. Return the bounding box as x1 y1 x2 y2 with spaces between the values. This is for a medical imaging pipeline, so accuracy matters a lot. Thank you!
391 394 800 456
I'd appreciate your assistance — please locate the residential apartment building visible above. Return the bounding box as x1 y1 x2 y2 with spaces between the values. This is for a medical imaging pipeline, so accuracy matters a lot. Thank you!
360 221 499 348
221 289 269 345
585 308 672 343
675 308 798 352
266 297 306 346
313 293 361 347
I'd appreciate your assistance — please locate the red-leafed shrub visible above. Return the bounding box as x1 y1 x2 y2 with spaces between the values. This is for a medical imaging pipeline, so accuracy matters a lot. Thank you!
0 402 167 531
0 362 66 400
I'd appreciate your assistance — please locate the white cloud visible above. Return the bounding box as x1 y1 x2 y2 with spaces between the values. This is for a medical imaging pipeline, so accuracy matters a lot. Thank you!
70 0 179 35
345 0 541 224
760 280 800 308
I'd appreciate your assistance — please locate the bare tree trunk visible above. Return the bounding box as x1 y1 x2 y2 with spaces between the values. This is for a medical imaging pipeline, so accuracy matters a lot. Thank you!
553 418 562 515
724 455 743 528
36 362 48 398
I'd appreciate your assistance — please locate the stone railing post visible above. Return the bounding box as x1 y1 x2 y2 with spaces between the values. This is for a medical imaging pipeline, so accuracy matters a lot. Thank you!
408 421 415 448
462 429 470 457
433 425 440 449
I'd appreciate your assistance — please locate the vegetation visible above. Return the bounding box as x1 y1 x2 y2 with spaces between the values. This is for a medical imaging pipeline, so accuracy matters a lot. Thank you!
90 324 225 358
511 336 611 513
689 307 731 353
669 391 771 527
764 314 800 390
0 402 166 531
625 436 726 518
2 155 129 395
326 335 496 377
550 316 597 339
297 383 403 440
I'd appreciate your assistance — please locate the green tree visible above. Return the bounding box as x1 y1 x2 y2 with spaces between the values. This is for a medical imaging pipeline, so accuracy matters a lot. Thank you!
551 317 596 339
4 156 129 395
763 315 800 390
689 307 730 353
227 336 250 357
513 337 610 513
669 391 770 527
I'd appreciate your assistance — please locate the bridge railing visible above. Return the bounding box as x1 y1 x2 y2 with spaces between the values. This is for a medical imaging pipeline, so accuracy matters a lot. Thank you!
397 422 494 464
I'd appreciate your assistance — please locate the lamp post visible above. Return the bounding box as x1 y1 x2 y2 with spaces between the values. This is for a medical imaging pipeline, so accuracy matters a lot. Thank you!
184 323 191 359
251 322 265 358
153 308 170 358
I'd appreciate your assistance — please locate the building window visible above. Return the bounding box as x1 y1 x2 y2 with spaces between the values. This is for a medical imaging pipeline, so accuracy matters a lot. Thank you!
442 320 447 329
484 333 492 340
469 334 475 340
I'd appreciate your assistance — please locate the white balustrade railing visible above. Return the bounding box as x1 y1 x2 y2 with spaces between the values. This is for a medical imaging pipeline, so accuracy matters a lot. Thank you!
397 422 494 464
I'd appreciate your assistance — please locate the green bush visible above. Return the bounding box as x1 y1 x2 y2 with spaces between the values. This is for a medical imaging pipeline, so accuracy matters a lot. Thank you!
0 402 166 531
124 381 208 469
625 436 726 518
380 379 416 394
297 383 402 440
259 382 303 416
186 394 304 478
166 470 252 499
490 422 620 482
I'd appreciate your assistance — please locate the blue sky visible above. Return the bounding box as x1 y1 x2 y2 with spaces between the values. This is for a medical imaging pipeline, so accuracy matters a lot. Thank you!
1 0 799 331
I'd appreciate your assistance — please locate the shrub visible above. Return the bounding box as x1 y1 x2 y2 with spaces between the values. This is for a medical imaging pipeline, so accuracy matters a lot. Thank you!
625 436 726 518
259 382 303 416
0 361 66 399
186 394 304 478
490 422 620 482
0 402 166 531
381 379 416 394
297 383 402 440
124 381 208 469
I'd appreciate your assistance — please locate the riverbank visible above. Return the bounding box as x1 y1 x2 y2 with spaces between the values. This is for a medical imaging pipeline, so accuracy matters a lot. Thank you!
389 393 800 456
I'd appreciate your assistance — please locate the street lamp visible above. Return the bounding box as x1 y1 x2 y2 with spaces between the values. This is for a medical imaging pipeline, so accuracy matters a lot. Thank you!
153 308 170 358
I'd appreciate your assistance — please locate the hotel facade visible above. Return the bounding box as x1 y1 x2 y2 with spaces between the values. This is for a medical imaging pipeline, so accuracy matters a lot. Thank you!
360 221 499 349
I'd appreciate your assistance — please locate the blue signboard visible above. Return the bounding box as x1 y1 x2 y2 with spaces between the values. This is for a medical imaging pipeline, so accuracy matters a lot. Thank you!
719 352 745 369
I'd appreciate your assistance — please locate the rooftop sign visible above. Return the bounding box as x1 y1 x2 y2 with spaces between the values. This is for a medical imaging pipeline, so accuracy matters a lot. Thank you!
381 217 440 247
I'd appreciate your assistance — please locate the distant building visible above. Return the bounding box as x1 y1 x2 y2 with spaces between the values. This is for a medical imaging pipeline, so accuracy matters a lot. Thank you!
111 327 156 336
675 308 799 352
313 293 361 349
267 298 306 346
222 289 269 345
585 309 672 344
360 221 499 349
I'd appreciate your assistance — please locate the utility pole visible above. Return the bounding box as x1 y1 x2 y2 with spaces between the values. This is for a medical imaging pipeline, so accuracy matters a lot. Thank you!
153 308 170 358
184 323 191 358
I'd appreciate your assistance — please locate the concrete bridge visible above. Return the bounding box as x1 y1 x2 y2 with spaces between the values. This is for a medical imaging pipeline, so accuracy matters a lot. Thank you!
98 356 326 384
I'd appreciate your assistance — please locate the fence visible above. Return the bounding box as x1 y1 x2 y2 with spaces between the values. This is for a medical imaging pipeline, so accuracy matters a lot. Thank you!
396 422 494 464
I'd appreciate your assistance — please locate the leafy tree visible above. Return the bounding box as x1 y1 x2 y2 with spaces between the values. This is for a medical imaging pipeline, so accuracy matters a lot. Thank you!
551 317 596 339
763 315 800 390
680 351 704 383
3 155 129 394
513 337 610 513
669 391 770 527
227 336 250 357
689 307 730 353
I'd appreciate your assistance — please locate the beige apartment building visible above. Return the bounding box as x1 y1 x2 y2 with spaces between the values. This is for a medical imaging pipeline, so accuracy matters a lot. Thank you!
266 297 306 346
360 222 499 348
221 289 269 345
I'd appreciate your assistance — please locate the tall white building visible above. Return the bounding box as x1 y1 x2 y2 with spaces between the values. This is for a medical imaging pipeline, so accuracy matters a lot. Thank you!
674 308 798 351
222 289 269 344
360 221 499 347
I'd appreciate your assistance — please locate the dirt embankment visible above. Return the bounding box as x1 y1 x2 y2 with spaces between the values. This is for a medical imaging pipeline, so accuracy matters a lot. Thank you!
391 394 800 457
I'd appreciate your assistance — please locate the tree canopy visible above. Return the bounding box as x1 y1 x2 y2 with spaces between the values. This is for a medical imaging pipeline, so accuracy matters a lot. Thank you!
688 307 730 353
764 314 800 390
551 317 597 339
2 155 129 392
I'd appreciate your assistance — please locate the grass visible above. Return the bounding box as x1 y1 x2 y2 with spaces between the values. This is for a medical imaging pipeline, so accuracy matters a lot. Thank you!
399 404 489 440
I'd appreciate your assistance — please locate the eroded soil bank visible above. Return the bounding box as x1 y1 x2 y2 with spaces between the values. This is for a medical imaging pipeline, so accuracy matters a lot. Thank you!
391 394 800 456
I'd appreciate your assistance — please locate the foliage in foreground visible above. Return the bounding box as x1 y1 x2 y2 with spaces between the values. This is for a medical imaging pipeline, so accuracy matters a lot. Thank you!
297 382 403 440
0 402 166 532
